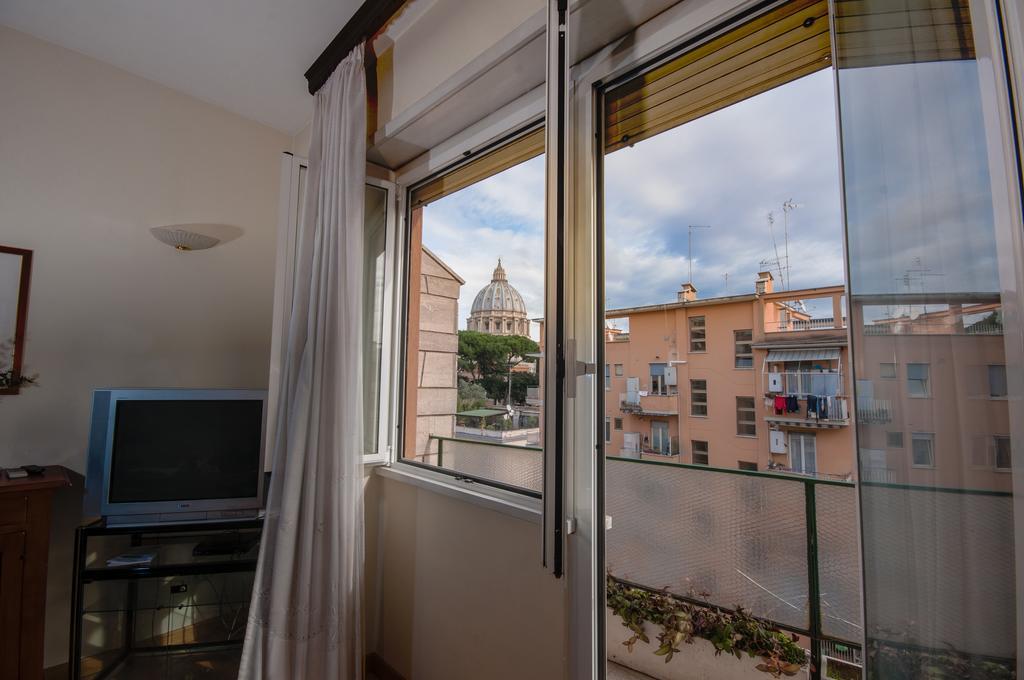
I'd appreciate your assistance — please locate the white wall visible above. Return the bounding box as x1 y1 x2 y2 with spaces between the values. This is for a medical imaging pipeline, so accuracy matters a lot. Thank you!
367 474 566 679
0 25 289 667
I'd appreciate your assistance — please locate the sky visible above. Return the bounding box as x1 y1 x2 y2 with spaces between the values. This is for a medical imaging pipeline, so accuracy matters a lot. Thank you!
420 68 847 330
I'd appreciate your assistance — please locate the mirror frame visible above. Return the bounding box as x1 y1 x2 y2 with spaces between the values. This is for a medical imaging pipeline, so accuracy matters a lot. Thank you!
0 245 33 395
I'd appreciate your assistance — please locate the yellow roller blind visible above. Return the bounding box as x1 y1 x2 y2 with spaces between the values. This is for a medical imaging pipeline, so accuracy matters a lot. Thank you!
605 0 831 153
833 0 974 68
411 127 545 208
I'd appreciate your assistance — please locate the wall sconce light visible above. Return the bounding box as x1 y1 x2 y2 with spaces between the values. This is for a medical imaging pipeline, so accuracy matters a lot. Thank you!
150 225 227 251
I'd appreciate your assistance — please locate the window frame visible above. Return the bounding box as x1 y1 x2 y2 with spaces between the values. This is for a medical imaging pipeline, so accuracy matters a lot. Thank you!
734 329 753 368
988 364 1008 398
906 362 931 398
910 432 936 469
390 119 548 505
272 157 399 465
879 362 897 379
689 315 707 352
994 435 1012 471
691 440 709 465
690 378 708 416
736 395 757 437
788 432 817 473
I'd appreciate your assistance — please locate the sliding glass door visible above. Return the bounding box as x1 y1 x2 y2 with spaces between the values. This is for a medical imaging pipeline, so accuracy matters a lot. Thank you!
566 0 1023 678
834 1 1023 677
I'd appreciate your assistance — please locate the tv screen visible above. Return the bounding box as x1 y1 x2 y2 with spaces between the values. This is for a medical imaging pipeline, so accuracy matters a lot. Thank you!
108 399 264 503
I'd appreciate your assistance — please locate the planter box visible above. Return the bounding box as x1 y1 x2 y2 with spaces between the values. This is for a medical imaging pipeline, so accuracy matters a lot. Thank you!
607 611 808 680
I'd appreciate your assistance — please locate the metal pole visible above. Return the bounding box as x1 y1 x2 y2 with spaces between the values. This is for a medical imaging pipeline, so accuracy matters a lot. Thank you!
805 481 822 680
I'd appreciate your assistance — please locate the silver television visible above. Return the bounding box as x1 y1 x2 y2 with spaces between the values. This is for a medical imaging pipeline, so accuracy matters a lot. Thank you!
85 388 268 525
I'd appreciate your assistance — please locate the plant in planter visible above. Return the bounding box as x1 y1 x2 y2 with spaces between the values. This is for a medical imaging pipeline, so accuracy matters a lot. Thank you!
0 338 37 391
607 575 807 677
866 639 1014 680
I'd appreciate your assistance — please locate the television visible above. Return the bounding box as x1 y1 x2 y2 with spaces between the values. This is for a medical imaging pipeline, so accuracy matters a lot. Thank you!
85 389 268 525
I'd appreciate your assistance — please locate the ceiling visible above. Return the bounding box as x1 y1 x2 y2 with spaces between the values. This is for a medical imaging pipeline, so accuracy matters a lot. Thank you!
0 0 362 134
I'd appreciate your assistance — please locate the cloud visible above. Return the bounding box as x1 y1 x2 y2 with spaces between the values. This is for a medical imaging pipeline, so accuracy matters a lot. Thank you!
604 68 846 307
421 68 850 323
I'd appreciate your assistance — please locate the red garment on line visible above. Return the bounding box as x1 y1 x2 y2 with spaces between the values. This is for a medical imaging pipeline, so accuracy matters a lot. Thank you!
773 395 786 415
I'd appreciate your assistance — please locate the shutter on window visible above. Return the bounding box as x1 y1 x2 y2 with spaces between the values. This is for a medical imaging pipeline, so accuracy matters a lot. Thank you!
604 0 832 153
833 0 974 69
411 127 545 208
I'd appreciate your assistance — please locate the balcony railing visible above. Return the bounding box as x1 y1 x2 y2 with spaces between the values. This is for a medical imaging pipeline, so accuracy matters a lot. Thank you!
772 371 843 397
856 398 892 424
606 456 862 671
764 394 850 427
619 392 679 415
766 316 847 333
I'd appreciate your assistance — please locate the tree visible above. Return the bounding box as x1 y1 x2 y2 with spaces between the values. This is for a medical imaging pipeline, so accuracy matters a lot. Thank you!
457 379 488 412
458 330 540 405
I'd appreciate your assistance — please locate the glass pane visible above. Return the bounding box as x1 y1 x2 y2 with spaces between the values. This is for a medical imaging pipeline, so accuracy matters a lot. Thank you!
402 143 544 495
835 0 1021 674
601 1 858 676
364 184 388 455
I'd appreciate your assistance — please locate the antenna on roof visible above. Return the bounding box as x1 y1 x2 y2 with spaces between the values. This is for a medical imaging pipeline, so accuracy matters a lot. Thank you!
782 199 801 290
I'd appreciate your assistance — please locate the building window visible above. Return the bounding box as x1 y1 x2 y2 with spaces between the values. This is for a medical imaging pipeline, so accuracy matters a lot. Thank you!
734 329 753 368
880 362 897 379
614 364 624 376
614 417 623 430
605 417 611 443
911 433 935 468
906 363 930 398
650 363 669 395
690 379 708 416
651 421 671 454
989 365 1008 398
886 431 904 448
789 433 817 474
995 436 1012 471
738 461 758 471
736 396 756 437
605 364 610 391
692 440 709 465
689 316 706 352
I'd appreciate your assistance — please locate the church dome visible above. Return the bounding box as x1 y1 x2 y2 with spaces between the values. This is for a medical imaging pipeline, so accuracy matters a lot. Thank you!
471 260 527 315
467 260 530 336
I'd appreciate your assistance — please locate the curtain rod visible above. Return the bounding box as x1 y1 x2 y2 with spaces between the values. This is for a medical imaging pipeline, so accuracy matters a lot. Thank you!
304 0 406 95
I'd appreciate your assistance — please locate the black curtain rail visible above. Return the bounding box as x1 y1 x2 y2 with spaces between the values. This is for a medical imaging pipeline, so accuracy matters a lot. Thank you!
304 0 406 95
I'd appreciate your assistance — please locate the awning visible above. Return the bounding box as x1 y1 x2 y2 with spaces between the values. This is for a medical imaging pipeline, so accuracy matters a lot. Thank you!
766 348 840 362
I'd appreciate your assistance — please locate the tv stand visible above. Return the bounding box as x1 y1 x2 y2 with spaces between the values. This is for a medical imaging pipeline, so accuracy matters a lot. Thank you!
69 516 262 679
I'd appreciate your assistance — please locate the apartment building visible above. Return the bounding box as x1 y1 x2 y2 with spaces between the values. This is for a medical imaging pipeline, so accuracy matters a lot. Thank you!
852 300 1011 492
605 272 856 480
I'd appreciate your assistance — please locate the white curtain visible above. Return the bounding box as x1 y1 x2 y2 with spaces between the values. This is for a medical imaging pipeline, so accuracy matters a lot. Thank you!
240 44 366 680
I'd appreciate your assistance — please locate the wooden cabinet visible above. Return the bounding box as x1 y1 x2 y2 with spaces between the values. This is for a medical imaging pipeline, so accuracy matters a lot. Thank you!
0 466 69 680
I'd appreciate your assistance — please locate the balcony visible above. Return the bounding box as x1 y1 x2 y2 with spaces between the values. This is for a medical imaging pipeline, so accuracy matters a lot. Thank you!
764 394 850 428
619 392 679 416
856 398 892 425
766 316 847 333
773 371 843 397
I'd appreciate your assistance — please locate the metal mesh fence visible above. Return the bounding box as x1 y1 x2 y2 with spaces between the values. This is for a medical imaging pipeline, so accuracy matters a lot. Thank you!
861 483 1015 659
425 436 543 493
606 457 814 632
814 483 862 642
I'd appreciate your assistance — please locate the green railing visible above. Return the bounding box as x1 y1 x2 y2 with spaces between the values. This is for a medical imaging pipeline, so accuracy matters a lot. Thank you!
605 455 860 677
